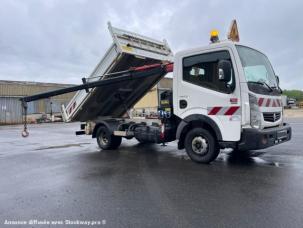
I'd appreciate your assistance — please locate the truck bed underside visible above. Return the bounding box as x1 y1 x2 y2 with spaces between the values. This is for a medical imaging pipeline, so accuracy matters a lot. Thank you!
72 66 167 121
107 54 160 76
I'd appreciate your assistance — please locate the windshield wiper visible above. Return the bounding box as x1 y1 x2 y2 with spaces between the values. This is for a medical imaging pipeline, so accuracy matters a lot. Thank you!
248 81 273 92
271 85 283 94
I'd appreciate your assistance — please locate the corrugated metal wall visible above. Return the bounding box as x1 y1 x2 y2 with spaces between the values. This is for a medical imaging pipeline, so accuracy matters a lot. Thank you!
0 80 76 125
0 97 22 124
0 81 75 99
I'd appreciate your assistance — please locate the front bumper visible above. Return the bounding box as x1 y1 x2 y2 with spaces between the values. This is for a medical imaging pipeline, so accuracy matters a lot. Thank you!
237 123 292 151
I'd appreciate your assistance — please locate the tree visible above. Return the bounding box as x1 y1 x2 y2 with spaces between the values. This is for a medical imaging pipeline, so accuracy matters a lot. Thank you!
283 90 303 101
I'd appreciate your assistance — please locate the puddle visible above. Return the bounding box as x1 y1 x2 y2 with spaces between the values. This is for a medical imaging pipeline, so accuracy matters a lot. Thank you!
217 150 286 168
35 143 91 150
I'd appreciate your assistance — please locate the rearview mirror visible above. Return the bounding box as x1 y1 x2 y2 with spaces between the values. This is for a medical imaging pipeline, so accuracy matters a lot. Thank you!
218 60 232 82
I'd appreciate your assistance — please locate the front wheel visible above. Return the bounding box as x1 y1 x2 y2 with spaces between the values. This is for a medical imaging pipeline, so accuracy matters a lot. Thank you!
96 126 122 150
184 128 220 164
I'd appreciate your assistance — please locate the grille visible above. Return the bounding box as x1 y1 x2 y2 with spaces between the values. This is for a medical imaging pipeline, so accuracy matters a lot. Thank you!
263 112 281 122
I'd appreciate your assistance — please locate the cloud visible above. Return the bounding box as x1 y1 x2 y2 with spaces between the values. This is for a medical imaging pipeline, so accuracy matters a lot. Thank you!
0 0 302 89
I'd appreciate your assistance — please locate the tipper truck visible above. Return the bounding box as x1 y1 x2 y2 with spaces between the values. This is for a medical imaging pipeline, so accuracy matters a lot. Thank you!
20 21 291 164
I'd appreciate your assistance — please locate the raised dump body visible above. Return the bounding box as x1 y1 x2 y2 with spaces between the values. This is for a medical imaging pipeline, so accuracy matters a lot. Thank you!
62 23 173 122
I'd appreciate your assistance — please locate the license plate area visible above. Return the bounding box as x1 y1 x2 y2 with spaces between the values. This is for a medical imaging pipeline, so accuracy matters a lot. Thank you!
277 130 287 140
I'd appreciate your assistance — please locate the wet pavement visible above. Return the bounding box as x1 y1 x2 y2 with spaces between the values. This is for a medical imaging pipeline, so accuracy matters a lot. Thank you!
0 118 303 227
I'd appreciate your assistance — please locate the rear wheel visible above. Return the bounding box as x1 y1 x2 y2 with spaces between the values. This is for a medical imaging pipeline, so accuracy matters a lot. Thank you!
96 126 122 150
184 128 220 164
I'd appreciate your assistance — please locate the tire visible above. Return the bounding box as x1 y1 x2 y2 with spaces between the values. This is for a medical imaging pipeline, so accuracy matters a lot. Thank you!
184 128 220 164
96 126 122 150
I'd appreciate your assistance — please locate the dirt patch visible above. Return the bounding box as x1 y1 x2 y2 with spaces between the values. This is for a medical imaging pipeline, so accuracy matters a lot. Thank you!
284 109 303 118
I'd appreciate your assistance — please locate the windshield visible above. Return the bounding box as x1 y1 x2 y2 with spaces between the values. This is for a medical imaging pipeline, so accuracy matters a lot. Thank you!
236 45 278 87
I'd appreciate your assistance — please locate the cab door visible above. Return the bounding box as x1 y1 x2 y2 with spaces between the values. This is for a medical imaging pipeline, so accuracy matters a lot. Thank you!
175 48 241 141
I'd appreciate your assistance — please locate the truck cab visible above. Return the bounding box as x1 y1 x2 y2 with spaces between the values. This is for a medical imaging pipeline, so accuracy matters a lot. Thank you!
173 38 291 162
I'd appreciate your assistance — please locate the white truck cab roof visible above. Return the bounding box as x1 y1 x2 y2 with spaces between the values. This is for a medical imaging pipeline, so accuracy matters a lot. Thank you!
174 40 265 59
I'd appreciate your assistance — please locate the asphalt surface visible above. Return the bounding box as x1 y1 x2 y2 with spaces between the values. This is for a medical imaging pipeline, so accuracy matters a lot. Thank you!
0 118 303 228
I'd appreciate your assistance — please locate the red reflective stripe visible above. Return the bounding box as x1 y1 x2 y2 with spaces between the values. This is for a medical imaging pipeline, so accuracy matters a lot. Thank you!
277 99 281 107
230 98 238 104
258 98 264 106
208 107 222 115
272 100 276 107
224 106 240 115
165 63 174 73
266 99 271 107
160 124 165 139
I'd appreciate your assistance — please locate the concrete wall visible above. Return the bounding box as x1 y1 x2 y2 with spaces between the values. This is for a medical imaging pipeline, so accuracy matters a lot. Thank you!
134 86 158 109
132 77 172 117
133 77 172 110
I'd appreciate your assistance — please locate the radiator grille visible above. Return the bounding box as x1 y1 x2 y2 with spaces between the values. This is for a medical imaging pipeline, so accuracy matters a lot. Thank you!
263 112 281 122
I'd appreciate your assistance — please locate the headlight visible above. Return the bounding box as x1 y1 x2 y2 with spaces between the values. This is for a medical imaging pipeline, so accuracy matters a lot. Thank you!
249 94 261 129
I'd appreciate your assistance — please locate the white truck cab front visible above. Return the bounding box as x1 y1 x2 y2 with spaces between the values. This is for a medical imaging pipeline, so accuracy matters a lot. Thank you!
173 40 291 152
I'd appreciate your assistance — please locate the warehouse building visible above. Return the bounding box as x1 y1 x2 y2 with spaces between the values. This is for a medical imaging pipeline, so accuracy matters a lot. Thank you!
0 80 75 125
0 77 172 125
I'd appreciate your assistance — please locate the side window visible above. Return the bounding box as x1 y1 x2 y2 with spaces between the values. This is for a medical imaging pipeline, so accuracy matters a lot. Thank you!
183 51 235 93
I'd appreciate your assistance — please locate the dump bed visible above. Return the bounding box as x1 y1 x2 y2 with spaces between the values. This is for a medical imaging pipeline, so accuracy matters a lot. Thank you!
62 23 173 122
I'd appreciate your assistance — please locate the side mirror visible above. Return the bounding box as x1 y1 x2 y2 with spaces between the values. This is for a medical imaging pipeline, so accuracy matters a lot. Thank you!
218 60 232 82
275 75 283 93
276 75 280 86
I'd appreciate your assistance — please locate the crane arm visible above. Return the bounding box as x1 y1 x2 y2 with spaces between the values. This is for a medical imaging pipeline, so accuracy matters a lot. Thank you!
20 63 173 137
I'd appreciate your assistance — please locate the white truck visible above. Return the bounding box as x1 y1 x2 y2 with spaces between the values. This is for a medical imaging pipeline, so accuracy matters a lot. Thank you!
21 21 291 164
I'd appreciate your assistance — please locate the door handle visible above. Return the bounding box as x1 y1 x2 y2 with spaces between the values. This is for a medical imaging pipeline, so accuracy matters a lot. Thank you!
179 100 187 109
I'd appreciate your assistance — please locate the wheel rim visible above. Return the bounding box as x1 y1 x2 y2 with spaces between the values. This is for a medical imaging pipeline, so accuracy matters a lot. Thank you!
191 136 208 155
99 131 108 145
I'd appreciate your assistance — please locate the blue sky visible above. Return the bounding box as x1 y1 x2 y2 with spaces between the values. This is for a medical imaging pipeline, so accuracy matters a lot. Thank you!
0 0 302 90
